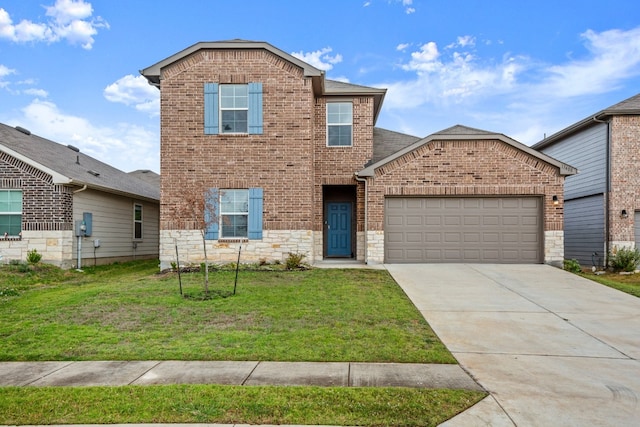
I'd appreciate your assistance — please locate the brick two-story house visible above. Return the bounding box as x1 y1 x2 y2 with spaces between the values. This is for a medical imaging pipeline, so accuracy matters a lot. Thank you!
141 40 575 269
534 93 640 267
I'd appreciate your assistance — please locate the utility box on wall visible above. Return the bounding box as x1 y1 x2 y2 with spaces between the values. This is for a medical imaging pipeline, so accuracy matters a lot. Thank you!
83 212 93 236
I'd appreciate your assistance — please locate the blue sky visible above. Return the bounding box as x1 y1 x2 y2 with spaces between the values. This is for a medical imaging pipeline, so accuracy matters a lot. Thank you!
1 0 639 173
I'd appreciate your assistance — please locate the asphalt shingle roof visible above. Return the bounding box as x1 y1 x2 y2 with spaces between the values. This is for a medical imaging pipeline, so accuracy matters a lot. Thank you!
0 123 159 202
372 127 422 163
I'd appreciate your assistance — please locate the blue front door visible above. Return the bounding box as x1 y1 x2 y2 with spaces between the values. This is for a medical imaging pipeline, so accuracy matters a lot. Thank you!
327 202 352 257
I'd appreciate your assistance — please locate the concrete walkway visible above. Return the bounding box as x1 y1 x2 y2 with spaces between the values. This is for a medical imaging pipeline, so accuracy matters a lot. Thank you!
386 264 640 426
0 360 481 390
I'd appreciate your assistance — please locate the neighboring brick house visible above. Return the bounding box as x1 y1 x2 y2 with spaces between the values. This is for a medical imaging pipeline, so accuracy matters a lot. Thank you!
533 93 640 268
0 122 160 267
141 40 575 269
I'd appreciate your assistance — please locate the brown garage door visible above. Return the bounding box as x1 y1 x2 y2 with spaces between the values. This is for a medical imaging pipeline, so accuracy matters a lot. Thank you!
385 197 542 263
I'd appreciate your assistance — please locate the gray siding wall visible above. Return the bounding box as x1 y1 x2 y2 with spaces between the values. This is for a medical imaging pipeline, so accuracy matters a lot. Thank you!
564 195 605 267
541 123 607 200
73 189 159 264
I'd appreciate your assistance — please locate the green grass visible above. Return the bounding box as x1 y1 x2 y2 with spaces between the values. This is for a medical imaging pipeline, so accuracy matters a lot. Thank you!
581 271 640 298
0 260 485 426
0 385 485 427
0 260 454 363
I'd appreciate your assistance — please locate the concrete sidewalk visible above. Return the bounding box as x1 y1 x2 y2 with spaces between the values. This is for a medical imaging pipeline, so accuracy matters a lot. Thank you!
0 360 482 390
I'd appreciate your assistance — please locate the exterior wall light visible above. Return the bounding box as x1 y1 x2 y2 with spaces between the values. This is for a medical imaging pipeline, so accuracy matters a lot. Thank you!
552 195 559 205
621 209 628 218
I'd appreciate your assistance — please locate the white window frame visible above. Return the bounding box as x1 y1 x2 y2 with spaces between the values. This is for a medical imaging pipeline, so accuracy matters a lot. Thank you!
220 84 248 134
133 203 143 240
326 102 353 147
0 190 22 236
219 189 249 238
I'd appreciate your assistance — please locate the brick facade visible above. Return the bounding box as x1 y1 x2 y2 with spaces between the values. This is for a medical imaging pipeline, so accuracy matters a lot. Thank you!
152 42 568 268
608 115 640 249
0 151 74 265
363 139 566 264
0 152 74 230
160 49 316 234
157 48 377 268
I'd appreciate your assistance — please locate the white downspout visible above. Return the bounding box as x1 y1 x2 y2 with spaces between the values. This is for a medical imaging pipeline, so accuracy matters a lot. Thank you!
354 173 368 264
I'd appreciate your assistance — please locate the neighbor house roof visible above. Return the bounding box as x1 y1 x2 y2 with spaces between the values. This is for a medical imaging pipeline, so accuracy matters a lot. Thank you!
140 39 387 123
358 124 578 177
533 92 640 150
0 123 159 202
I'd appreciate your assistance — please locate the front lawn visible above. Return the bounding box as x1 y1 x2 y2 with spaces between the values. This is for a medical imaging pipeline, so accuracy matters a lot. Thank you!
0 260 484 426
0 260 454 363
580 270 640 298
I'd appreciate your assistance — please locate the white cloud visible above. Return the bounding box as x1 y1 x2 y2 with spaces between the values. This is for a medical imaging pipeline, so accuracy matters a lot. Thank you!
378 26 640 145
22 88 48 97
0 0 108 49
104 75 159 116
535 26 640 98
0 64 15 88
291 47 343 71
13 99 159 173
401 0 415 14
396 43 410 51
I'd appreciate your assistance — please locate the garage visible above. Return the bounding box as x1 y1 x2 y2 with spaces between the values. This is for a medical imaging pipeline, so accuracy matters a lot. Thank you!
385 196 542 263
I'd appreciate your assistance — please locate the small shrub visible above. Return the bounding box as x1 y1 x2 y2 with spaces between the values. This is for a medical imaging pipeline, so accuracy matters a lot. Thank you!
609 246 640 272
26 249 42 264
170 261 178 271
285 252 305 270
563 259 582 273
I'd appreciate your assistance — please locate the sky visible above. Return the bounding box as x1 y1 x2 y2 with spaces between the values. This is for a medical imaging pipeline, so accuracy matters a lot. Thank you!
1 0 639 174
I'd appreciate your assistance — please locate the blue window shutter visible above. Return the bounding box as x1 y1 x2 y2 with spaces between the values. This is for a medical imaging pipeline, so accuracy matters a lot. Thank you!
204 188 219 240
248 187 263 239
204 83 219 134
248 82 263 134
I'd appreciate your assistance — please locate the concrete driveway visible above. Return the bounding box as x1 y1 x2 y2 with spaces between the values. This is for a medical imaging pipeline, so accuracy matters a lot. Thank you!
385 264 640 426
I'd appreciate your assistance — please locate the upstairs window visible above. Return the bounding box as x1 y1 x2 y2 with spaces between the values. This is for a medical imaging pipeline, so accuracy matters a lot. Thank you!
327 102 353 146
220 85 248 133
204 83 263 135
0 190 22 236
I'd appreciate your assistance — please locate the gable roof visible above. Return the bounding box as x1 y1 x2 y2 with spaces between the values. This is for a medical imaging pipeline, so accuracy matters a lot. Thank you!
140 40 387 123
533 92 640 150
0 123 159 202
358 124 577 177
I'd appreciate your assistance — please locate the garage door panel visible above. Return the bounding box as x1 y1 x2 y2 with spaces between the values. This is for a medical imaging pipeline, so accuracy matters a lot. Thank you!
385 197 542 263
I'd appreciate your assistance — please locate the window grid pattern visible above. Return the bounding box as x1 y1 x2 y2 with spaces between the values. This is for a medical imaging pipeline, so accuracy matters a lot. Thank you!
327 102 353 146
220 85 248 133
0 190 22 236
220 189 249 238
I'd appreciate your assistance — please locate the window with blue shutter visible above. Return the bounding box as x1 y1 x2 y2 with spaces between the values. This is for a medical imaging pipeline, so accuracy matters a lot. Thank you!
204 82 262 135
204 187 263 240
